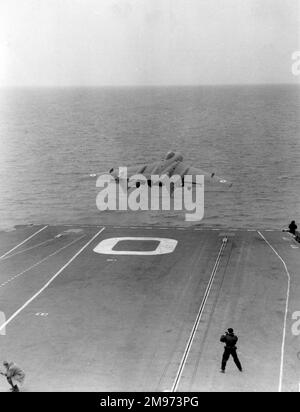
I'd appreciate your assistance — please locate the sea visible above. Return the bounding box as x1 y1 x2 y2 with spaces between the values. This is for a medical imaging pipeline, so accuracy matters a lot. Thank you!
0 85 299 230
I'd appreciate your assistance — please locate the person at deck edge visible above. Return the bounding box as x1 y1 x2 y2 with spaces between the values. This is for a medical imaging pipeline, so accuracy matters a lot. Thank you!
1 361 25 392
288 220 297 235
220 328 242 373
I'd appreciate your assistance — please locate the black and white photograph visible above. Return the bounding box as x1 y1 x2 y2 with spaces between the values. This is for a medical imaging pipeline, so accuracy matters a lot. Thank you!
0 0 299 395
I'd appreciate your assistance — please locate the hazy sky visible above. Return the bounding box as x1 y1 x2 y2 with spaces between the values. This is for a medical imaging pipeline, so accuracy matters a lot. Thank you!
0 0 299 86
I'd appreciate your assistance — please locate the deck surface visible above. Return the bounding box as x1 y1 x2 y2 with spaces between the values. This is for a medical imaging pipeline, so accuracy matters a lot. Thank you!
0 225 299 392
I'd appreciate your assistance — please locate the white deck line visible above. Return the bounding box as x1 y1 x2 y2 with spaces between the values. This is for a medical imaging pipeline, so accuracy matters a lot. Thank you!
0 225 48 259
0 235 86 289
257 231 291 393
170 237 228 392
0 227 105 334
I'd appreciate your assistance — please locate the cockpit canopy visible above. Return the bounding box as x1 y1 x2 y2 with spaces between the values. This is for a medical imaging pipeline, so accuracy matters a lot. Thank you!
165 151 183 162
165 151 175 160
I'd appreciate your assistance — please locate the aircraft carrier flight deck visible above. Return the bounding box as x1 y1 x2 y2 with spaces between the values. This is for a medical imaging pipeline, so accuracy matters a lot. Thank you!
0 224 299 392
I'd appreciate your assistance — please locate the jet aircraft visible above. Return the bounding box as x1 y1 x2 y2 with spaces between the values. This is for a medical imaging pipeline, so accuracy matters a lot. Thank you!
96 151 232 188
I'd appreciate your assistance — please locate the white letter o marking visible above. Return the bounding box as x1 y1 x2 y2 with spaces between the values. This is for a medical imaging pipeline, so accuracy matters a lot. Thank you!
93 237 177 255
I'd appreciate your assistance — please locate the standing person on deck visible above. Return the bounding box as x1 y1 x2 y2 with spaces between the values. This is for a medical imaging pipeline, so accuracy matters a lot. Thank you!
0 361 25 392
288 220 297 235
220 328 243 373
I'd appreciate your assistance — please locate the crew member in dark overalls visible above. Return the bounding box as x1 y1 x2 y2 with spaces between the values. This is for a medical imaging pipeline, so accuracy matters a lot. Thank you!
220 328 242 373
288 220 297 235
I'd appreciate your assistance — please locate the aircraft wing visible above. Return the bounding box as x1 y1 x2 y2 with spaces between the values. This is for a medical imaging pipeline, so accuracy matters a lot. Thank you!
125 161 233 187
93 159 232 188
173 163 233 187
89 163 148 178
